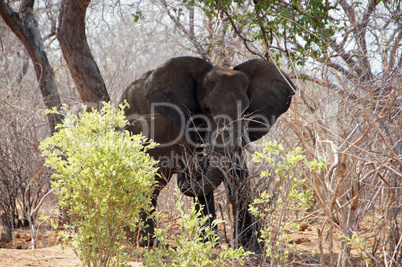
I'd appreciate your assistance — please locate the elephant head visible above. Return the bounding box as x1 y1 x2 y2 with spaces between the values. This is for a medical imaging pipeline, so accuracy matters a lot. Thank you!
145 57 296 197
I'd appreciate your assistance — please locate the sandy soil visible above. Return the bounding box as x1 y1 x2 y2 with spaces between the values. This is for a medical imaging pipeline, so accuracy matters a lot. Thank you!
0 245 80 267
0 182 378 266
0 246 143 267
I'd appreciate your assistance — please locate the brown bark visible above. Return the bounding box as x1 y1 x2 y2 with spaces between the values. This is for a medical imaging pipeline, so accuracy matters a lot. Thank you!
0 0 63 134
57 0 110 108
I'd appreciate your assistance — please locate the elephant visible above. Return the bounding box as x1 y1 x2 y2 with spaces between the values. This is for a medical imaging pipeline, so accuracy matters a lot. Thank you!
119 56 296 252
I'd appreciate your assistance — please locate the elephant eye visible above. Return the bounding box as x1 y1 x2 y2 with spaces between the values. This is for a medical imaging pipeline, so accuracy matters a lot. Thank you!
203 104 211 114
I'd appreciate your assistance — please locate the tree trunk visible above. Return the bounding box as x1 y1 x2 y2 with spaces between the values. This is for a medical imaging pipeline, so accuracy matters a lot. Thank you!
0 0 63 134
57 0 110 109
0 213 12 243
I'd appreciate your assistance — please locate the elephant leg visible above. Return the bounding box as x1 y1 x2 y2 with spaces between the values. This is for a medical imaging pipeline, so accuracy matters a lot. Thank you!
233 196 260 253
126 171 168 247
140 194 159 246
195 191 218 245
229 164 261 253
195 191 216 229
125 189 160 247
177 170 217 223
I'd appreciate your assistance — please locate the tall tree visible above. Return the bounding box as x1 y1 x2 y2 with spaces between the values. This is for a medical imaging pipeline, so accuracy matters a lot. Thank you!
198 0 401 84
57 0 110 108
0 0 62 133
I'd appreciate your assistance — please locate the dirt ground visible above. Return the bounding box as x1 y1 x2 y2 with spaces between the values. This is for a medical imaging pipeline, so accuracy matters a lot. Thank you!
0 221 375 266
0 222 320 267
0 226 144 267
0 245 144 267
0 181 389 266
0 245 81 267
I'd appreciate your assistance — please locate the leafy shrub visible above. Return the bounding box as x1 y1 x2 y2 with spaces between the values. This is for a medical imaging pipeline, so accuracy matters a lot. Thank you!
40 102 158 266
143 190 250 266
250 141 327 264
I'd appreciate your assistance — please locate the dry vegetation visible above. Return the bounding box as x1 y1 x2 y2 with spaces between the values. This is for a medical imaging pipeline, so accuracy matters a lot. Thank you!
1 0 401 266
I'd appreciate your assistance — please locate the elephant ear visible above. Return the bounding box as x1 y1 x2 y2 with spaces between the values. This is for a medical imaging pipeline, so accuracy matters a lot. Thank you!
234 59 296 142
145 57 213 127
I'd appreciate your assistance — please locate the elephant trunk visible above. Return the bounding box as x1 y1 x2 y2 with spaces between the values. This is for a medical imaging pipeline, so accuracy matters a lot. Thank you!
177 164 225 198
178 144 244 198
178 119 246 197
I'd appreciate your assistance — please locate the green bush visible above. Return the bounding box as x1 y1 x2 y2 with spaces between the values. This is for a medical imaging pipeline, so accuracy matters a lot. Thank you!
40 102 158 267
143 190 250 266
250 141 327 264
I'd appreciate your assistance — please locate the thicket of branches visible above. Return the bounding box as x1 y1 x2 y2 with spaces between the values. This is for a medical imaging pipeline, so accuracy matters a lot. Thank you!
156 1 401 265
0 0 401 266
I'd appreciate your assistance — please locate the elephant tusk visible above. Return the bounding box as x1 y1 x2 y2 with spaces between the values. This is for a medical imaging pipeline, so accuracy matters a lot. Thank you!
244 143 256 154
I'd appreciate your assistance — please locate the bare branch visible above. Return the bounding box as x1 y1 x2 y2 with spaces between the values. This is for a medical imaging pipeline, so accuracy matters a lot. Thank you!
320 57 358 81
337 0 379 81
161 0 208 60
339 0 356 24
355 0 378 79
223 10 264 59
187 5 194 40
387 23 402 74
